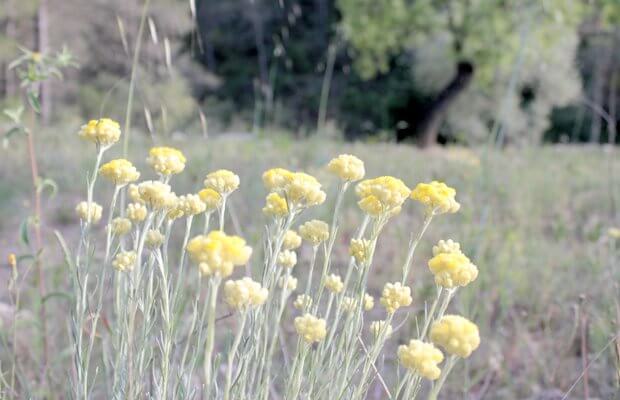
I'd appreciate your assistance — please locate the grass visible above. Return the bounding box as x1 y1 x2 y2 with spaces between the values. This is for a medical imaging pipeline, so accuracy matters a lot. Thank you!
0 130 619 399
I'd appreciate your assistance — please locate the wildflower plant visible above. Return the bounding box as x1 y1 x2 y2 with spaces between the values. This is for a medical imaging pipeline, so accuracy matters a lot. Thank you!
57 125 481 399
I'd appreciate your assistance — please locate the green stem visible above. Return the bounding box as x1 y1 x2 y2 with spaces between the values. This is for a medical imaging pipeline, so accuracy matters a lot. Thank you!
224 311 248 400
204 276 222 397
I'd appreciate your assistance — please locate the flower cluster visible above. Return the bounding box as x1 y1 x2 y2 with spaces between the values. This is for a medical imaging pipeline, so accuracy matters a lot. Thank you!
380 282 412 314
78 118 121 147
147 146 186 176
282 230 302 250
428 251 478 288
349 238 371 264
177 194 207 216
432 239 461 256
137 181 176 210
126 203 147 222
355 176 410 217
198 188 222 212
262 168 326 210
363 293 374 311
278 276 298 291
410 181 460 215
263 192 288 218
204 169 240 195
145 230 165 249
430 315 480 358
294 313 327 343
224 277 268 310
112 251 136 272
342 296 357 312
327 154 365 182
324 274 344 294
186 231 252 277
397 340 444 380
293 294 313 310
299 220 330 245
277 250 297 269
76 201 102 224
99 159 140 186
110 217 132 236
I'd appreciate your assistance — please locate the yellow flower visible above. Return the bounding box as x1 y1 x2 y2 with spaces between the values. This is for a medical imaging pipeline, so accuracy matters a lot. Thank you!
113 251 137 272
324 273 344 294
278 275 298 291
363 293 374 311
293 294 313 310
327 154 365 181
608 227 620 239
410 181 460 215
110 217 132 236
294 313 327 343
186 231 252 278
342 296 357 312
355 176 410 217
349 238 371 264
299 220 330 246
126 203 148 222
128 184 145 204
370 320 392 340
430 315 480 358
137 181 176 210
178 194 206 216
8 253 16 269
146 146 186 175
286 172 326 209
262 168 294 191
428 252 478 288
99 159 140 185
262 192 289 218
198 188 222 212
75 201 103 224
204 169 240 195
277 250 297 269
282 230 302 250
380 282 412 314
78 118 121 147
432 239 461 256
145 229 165 249
224 277 268 310
397 340 444 380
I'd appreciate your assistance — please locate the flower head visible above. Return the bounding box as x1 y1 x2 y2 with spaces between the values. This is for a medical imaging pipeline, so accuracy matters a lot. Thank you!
263 192 289 218
294 313 327 343
262 169 326 210
282 230 302 250
204 169 240 195
342 296 357 312
110 217 132 236
76 201 102 224
370 320 392 340
198 188 222 212
410 181 460 215
126 203 148 222
432 239 461 256
113 251 136 272
262 168 294 191
78 118 121 147
178 194 207 216
380 282 412 314
277 250 297 269
430 315 480 358
137 181 176 210
224 277 268 310
186 231 252 278
147 146 186 175
145 230 165 249
428 252 478 288
349 238 371 264
128 184 145 204
278 275 298 291
355 176 410 217
293 294 313 310
363 293 374 311
398 340 444 380
324 273 344 294
327 154 365 181
299 220 329 246
99 159 140 185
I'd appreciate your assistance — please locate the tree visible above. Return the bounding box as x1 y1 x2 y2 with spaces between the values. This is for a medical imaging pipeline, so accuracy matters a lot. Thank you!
337 0 586 146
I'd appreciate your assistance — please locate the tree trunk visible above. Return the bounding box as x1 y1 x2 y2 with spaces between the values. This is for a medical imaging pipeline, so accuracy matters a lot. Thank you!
415 61 474 147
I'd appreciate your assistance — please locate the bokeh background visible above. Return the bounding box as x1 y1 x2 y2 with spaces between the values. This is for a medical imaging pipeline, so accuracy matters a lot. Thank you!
1 0 619 399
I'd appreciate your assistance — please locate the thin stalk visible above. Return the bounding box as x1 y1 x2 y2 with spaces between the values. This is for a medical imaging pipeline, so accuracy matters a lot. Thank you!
224 311 248 400
427 355 457 400
204 276 222 397
401 214 433 284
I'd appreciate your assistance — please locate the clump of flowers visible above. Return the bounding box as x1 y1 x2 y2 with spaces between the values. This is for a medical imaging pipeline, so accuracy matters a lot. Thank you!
262 168 326 210
327 154 365 182
430 315 480 358
350 238 371 264
78 118 121 147
293 294 313 310
204 169 240 195
186 231 252 277
324 273 344 294
177 194 207 216
410 181 460 215
76 201 102 223
145 230 165 249
355 176 410 217
137 181 176 210
224 277 268 310
294 314 327 343
363 293 374 311
428 251 478 288
147 146 186 176
198 188 222 212
342 296 357 312
278 276 298 291
110 217 132 236
126 203 147 222
432 239 461 255
397 340 444 380
99 159 140 186
263 192 289 218
299 219 330 245
112 251 136 272
282 230 302 250
380 282 412 314
277 250 298 269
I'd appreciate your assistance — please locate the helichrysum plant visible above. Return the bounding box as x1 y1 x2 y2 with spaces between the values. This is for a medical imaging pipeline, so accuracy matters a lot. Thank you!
59 122 481 399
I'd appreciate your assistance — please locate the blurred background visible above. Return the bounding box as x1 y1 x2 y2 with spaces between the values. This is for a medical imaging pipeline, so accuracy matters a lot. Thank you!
1 1 620 399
